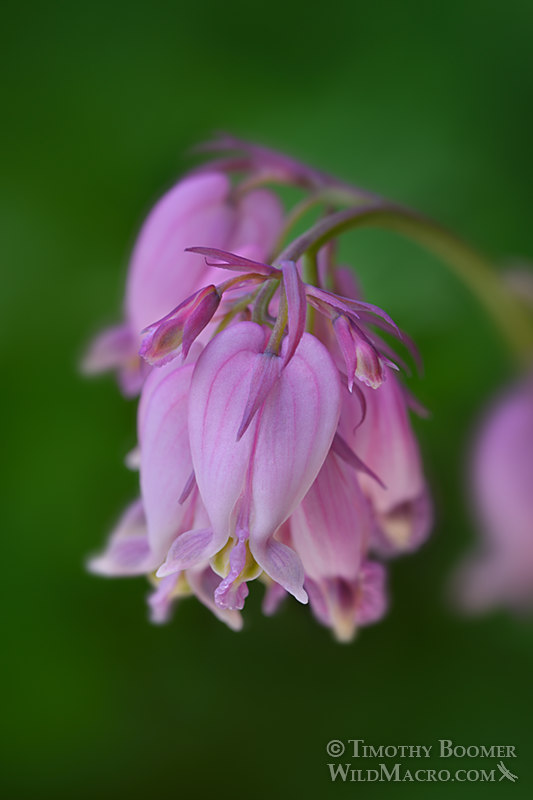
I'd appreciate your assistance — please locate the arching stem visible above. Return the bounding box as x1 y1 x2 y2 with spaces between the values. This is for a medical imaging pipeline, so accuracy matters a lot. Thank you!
276 202 533 363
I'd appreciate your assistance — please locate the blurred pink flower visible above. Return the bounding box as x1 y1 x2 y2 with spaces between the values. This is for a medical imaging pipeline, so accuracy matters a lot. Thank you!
454 376 533 612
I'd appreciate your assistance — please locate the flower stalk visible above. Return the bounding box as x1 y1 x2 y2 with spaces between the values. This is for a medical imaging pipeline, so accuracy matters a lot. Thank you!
276 201 533 364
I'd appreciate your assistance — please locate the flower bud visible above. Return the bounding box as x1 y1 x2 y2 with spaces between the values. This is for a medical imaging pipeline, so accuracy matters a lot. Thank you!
139 286 221 366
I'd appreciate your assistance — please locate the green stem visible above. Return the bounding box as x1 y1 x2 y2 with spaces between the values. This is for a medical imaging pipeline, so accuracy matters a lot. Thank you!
272 187 371 256
252 279 279 324
276 202 533 363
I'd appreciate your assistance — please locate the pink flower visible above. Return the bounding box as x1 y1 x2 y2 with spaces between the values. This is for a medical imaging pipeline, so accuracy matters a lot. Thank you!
139 285 221 366
83 172 283 395
88 358 244 629
157 321 341 606
289 450 388 641
453 376 533 612
340 373 432 556
87 138 434 640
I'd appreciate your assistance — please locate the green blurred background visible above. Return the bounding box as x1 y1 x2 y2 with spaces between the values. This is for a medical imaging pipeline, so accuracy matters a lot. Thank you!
2 0 533 797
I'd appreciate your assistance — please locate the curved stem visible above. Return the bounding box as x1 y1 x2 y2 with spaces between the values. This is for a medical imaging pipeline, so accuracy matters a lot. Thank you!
276 203 533 363
252 279 279 324
272 187 373 256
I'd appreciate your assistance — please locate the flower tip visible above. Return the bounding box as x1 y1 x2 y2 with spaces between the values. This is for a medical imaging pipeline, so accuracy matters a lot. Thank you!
155 562 175 579
294 586 309 605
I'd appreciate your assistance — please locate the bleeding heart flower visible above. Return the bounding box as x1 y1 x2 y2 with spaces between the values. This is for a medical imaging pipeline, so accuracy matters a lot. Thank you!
157 321 341 606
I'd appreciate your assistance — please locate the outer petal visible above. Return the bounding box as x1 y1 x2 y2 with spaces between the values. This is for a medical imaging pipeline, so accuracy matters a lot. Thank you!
188 322 268 553
342 369 432 554
230 188 284 262
289 450 373 582
138 360 196 562
126 175 283 338
248 332 342 537
87 500 159 576
126 173 235 335
81 324 147 396
187 322 342 601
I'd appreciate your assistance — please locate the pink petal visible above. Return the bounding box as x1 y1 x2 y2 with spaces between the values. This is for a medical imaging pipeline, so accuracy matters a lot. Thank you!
156 529 214 576
82 323 147 397
185 247 278 276
126 173 235 335
230 188 284 261
87 500 158 576
341 370 432 554
81 324 136 374
332 315 357 391
289 451 373 583
280 260 307 365
236 352 282 440
138 361 197 561
187 322 341 599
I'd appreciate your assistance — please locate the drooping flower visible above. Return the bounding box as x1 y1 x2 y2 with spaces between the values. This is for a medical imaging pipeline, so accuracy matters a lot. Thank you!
82 172 283 395
453 375 533 612
157 321 342 606
86 137 435 641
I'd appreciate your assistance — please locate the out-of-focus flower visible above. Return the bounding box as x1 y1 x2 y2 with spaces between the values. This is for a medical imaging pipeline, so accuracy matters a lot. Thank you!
453 376 533 613
86 137 434 640
82 172 283 395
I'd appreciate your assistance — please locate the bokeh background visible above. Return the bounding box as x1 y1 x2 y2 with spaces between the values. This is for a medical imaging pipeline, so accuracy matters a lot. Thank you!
2 0 533 797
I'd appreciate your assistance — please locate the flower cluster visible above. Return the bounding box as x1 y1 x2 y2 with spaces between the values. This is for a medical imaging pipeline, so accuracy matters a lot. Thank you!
87 137 432 641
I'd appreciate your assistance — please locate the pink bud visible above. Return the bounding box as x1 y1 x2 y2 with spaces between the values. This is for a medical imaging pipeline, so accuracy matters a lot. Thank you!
139 286 221 366
333 315 385 391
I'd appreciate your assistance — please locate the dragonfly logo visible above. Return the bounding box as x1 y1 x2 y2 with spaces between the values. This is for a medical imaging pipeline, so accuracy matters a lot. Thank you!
497 761 518 782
